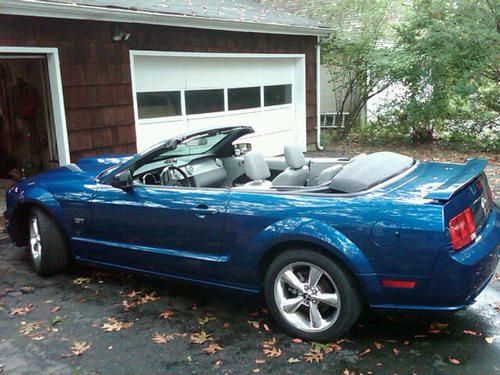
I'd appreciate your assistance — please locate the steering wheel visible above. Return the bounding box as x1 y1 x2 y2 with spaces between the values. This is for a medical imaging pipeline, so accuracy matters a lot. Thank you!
160 166 192 187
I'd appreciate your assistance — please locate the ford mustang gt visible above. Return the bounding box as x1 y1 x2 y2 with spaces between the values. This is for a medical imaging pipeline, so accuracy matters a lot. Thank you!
3 125 499 341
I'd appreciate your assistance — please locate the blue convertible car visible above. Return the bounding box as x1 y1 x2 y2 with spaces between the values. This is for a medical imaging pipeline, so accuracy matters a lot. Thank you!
4 125 499 341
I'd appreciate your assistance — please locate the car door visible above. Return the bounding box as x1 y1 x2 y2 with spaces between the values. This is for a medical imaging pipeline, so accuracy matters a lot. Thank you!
80 183 229 276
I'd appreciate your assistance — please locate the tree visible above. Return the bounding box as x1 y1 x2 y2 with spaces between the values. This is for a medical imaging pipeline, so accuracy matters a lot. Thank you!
380 0 500 143
304 0 406 135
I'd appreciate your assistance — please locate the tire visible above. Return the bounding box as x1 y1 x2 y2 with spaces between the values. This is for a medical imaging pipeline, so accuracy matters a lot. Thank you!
264 248 362 342
28 207 69 276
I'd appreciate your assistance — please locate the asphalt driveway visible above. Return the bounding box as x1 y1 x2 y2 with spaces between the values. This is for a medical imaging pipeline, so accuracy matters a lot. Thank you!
0 239 499 375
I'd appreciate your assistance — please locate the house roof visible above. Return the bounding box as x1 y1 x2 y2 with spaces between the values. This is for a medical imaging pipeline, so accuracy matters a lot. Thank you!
2 0 331 36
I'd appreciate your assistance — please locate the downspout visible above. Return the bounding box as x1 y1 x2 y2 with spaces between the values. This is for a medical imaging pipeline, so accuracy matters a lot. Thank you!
316 35 324 151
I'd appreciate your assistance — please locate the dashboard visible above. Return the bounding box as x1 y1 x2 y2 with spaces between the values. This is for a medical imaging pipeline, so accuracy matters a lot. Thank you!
133 154 227 188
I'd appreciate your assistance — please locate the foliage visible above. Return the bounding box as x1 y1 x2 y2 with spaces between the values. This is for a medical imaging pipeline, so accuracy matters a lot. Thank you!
373 0 500 145
305 0 405 135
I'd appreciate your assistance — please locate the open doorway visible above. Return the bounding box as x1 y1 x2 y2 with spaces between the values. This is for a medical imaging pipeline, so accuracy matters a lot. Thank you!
0 55 59 179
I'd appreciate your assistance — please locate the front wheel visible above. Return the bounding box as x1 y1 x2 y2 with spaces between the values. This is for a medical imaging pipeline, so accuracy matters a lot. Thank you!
264 249 362 341
29 208 69 276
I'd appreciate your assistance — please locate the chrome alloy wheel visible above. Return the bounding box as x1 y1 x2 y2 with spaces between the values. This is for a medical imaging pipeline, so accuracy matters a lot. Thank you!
29 216 42 267
274 262 341 332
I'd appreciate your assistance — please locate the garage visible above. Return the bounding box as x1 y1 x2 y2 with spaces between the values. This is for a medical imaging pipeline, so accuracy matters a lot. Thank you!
131 52 307 156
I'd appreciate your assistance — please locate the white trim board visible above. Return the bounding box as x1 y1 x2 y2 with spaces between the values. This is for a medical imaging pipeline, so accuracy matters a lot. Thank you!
1 0 332 37
0 46 70 166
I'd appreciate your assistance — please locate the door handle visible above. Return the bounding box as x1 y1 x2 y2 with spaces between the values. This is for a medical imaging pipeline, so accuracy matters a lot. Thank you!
192 204 219 216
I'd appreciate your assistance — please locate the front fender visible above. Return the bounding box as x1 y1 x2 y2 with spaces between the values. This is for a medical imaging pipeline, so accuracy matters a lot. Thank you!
7 185 68 243
251 217 375 276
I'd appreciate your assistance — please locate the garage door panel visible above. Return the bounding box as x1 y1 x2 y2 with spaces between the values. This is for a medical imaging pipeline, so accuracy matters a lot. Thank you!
132 54 306 156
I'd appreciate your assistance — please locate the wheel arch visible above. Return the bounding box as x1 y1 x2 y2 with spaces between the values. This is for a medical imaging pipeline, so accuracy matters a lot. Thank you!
9 189 67 246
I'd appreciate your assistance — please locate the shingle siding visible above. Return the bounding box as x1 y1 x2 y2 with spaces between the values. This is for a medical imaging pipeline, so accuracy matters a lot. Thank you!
0 14 317 161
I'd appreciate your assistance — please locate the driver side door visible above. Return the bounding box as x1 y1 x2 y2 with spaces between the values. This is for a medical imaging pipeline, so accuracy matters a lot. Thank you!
80 182 230 277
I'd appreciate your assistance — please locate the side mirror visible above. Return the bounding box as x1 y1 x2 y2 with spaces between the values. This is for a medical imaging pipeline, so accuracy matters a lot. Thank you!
111 169 133 189
234 143 252 156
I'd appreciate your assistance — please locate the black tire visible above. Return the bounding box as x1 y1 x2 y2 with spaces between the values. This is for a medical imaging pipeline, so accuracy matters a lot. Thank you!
28 207 69 276
264 248 362 342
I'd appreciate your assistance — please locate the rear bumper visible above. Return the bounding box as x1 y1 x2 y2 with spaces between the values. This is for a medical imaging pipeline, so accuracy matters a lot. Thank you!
368 205 499 311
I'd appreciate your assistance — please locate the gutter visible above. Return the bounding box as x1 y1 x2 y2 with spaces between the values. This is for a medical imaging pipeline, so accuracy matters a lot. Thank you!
316 36 324 151
1 0 332 36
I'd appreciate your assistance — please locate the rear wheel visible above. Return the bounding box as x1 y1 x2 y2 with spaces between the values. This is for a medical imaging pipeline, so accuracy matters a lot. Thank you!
264 249 362 341
29 208 69 276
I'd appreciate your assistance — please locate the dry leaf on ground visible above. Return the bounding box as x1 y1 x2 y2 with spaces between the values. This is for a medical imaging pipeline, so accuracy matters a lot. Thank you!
101 317 133 332
152 333 174 344
72 277 91 285
263 346 282 358
10 304 33 316
304 349 323 363
71 341 91 356
159 309 174 319
202 343 222 354
190 331 212 344
448 356 461 365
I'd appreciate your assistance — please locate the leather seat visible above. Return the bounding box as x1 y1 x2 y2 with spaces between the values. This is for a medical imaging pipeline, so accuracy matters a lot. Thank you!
272 145 309 186
236 151 273 189
312 165 343 186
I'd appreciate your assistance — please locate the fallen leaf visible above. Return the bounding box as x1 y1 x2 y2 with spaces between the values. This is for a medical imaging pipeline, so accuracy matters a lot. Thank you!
122 300 136 311
358 348 371 357
51 306 61 313
248 320 260 329
101 317 133 332
20 286 34 293
125 290 142 298
19 321 41 335
263 323 270 332
255 359 266 364
137 292 159 305
325 342 342 353
71 341 91 356
252 369 260 373
393 348 400 355
31 334 44 341
72 277 91 285
190 331 212 345
374 342 383 349
159 309 174 319
403 340 410 345
430 322 449 330
202 343 222 354
287 357 301 363
291 338 303 344
152 332 174 344
261 337 277 348
10 304 33 316
263 346 282 358
222 322 230 328
198 315 216 325
212 359 223 366
448 356 461 365
304 349 323 363
463 329 480 336
485 337 494 344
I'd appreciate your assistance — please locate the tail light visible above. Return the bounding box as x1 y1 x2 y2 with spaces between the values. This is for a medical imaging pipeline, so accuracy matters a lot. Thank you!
448 207 476 250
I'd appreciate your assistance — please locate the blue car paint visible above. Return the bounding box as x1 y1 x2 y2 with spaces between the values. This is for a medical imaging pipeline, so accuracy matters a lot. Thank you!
4 151 499 311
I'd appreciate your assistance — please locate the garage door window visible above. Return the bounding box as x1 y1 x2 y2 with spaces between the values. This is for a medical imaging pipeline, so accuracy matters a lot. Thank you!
186 89 225 115
137 91 181 119
228 86 261 111
264 84 292 107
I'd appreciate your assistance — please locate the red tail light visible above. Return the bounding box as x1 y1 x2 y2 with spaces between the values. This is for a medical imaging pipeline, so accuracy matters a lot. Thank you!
448 207 476 250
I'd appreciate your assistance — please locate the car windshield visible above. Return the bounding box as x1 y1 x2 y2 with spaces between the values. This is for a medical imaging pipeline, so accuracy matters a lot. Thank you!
154 131 227 159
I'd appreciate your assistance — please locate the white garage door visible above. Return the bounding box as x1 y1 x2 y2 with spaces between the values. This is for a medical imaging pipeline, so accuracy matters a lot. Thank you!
130 52 306 156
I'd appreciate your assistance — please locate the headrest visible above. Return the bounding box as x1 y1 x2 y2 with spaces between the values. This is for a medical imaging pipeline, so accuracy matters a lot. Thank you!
284 144 306 169
317 165 343 185
244 151 271 181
